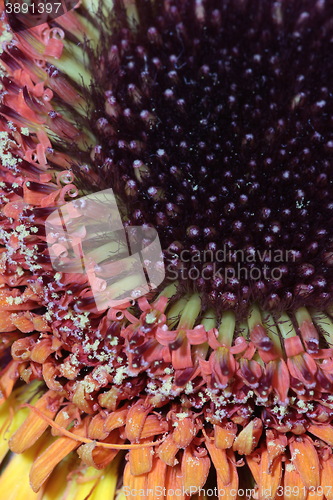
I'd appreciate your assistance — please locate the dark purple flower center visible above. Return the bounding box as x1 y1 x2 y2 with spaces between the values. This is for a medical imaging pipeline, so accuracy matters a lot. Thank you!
83 0 333 313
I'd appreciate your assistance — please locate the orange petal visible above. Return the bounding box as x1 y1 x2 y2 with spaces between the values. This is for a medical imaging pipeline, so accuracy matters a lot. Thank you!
98 386 120 411
11 337 35 362
11 313 34 333
166 464 185 500
0 360 19 403
266 430 287 470
129 439 153 476
29 419 87 492
308 424 333 447
205 436 230 485
125 401 151 442
309 489 324 500
247 452 261 485
19 364 34 384
147 458 167 500
171 336 193 370
2 200 27 219
289 436 320 489
272 359 290 403
321 456 333 500
0 311 16 332
77 429 123 469
283 460 307 500
172 417 196 448
32 315 51 332
259 449 282 500
140 414 169 439
30 338 53 363
123 461 148 500
72 380 94 414
0 288 36 311
181 445 210 495
88 413 109 441
103 407 128 433
51 404 77 437
157 433 179 466
233 418 263 455
214 422 237 449
9 390 61 453
216 450 239 500
42 361 64 392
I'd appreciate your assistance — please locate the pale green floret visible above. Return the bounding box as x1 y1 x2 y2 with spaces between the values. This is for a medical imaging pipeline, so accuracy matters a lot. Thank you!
0 25 12 56
145 312 157 324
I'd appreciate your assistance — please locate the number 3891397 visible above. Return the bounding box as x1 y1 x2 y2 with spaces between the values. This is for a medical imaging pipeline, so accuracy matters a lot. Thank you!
5 2 62 15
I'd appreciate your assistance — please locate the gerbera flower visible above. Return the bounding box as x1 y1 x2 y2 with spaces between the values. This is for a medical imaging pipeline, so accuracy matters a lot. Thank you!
1 0 333 498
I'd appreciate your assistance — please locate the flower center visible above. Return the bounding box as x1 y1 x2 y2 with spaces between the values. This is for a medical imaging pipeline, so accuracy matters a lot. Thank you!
82 0 333 313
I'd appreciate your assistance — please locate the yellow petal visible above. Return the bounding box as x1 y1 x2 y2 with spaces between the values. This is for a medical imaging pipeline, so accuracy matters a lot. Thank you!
0 443 45 500
42 455 100 500
42 455 119 500
87 459 119 500
0 384 41 463
114 489 127 500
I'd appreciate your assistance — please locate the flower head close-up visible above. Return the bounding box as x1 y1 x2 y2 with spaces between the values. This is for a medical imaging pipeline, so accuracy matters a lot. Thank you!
1 0 333 498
